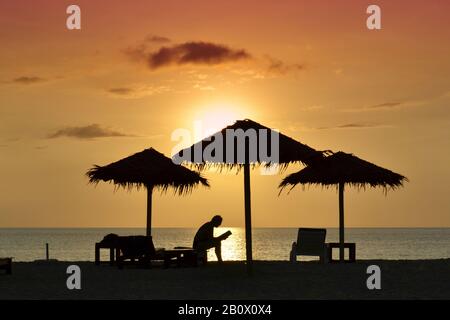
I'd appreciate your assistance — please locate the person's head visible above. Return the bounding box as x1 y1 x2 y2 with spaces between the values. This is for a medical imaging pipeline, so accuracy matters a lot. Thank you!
211 215 223 227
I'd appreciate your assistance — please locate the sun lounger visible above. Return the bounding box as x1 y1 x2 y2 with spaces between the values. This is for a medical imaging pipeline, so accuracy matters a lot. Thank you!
116 237 201 269
116 235 165 269
290 228 328 263
95 233 120 265
0 257 12 274
174 246 208 266
163 248 200 268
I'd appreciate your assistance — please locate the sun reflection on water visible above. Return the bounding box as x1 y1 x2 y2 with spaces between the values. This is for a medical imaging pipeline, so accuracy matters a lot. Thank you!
210 227 245 261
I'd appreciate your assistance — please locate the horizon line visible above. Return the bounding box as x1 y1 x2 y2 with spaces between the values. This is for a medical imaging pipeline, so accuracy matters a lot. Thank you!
1 226 449 229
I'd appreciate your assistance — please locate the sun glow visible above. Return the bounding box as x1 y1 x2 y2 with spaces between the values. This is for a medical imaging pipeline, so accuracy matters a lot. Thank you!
191 102 253 138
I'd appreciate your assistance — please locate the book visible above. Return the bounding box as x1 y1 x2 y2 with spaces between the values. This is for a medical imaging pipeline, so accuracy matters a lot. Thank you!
218 230 232 240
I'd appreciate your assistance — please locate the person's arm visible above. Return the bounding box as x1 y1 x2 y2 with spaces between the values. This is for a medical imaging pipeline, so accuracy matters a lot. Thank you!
217 230 232 241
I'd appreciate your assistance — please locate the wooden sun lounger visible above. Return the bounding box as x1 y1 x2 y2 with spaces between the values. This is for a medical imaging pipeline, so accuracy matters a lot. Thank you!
94 234 201 269
174 246 208 266
0 257 12 274
163 248 199 268
115 237 200 269
116 235 166 269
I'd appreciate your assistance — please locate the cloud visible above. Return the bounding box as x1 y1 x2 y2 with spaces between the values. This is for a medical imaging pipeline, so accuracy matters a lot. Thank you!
5 137 20 142
144 41 250 69
0 138 20 148
342 101 404 113
145 35 171 43
107 87 135 96
232 68 266 80
193 84 215 91
299 105 324 111
12 76 46 85
266 56 304 75
124 39 306 79
123 35 171 61
317 123 383 130
106 85 170 98
123 44 148 62
368 102 402 109
48 124 135 139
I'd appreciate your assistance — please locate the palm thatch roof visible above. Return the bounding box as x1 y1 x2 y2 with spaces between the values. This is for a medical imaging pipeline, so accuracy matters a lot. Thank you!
86 148 209 194
174 118 325 171
280 151 408 192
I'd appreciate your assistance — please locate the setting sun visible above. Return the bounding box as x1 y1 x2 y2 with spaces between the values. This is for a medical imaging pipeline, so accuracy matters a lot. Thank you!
190 103 252 138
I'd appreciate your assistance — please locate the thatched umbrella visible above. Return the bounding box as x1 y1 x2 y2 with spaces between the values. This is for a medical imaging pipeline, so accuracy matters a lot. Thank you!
86 148 209 236
279 151 407 262
174 119 324 273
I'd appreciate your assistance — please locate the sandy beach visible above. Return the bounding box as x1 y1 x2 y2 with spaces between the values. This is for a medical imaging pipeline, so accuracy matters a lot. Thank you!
1 259 449 300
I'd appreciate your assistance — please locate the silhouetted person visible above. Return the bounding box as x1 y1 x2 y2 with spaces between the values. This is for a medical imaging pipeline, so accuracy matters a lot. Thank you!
193 215 231 263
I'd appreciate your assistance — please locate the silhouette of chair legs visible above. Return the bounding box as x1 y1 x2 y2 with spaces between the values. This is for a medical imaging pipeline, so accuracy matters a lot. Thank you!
173 247 208 266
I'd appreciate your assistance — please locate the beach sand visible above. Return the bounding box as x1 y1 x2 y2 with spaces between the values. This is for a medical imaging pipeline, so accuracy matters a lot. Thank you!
1 260 449 299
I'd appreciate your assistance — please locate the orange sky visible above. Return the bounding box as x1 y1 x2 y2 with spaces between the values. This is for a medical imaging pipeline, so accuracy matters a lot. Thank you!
1 0 449 228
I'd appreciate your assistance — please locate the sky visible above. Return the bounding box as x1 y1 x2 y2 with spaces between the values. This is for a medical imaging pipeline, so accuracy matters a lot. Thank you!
0 0 449 228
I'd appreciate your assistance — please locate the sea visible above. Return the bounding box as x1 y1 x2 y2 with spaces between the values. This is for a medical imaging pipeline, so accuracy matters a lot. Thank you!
1 228 449 262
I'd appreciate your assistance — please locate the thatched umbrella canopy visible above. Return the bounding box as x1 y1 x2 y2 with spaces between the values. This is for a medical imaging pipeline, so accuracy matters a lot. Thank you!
87 148 209 236
174 118 324 169
280 151 408 261
174 118 325 273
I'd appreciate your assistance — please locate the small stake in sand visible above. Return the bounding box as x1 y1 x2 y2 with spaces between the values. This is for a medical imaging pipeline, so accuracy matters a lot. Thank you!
46 243 49 261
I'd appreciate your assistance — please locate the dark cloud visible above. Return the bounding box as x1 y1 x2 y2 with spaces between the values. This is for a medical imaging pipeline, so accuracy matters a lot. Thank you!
13 76 46 84
107 87 135 96
125 40 306 74
317 123 380 130
145 35 171 43
368 102 402 109
146 41 251 69
125 40 304 75
266 57 304 75
123 35 171 61
48 124 134 139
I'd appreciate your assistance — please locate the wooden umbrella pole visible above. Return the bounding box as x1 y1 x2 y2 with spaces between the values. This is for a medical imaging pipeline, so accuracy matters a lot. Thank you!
339 182 345 262
244 162 253 275
146 185 153 237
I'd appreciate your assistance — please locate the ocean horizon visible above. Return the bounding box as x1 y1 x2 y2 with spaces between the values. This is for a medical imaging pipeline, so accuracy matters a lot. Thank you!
1 227 449 262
